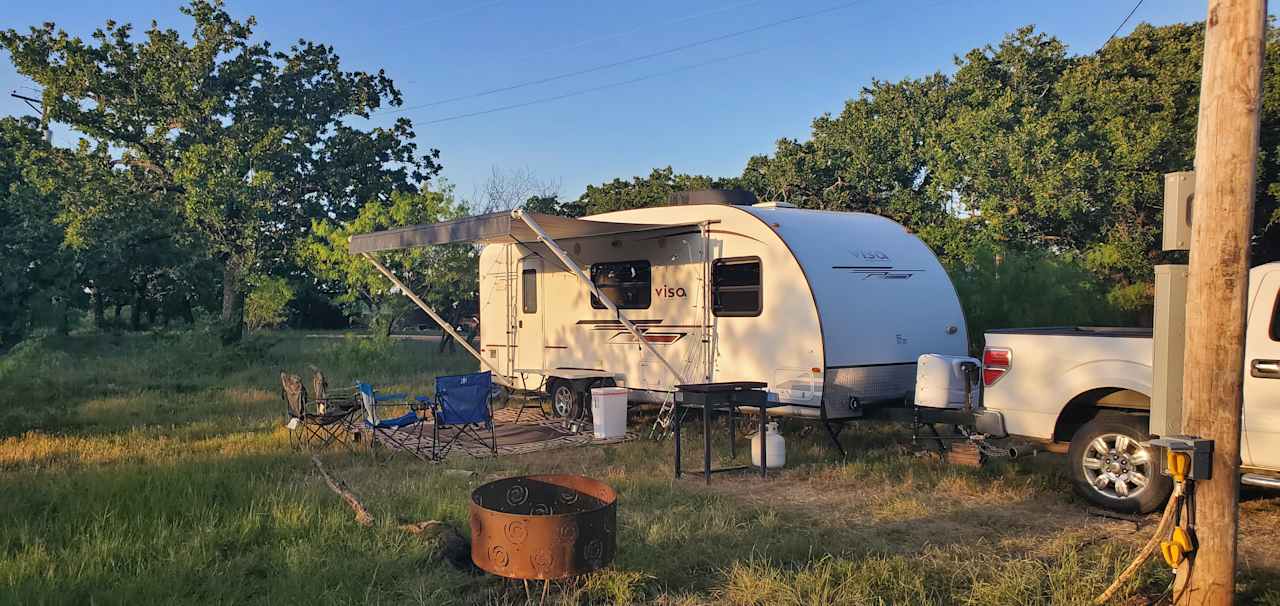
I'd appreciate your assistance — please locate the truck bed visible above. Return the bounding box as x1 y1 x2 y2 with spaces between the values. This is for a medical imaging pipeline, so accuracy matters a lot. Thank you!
985 326 1153 338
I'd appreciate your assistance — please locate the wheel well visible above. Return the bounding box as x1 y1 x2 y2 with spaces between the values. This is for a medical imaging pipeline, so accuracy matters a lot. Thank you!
1052 388 1151 442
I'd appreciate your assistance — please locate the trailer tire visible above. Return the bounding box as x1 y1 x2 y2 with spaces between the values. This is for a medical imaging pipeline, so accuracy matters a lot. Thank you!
1067 415 1171 514
548 380 583 420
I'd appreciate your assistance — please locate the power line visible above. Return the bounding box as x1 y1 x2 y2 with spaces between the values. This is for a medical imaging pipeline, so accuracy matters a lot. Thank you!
535 0 769 59
1106 0 1145 42
416 46 773 126
381 0 863 115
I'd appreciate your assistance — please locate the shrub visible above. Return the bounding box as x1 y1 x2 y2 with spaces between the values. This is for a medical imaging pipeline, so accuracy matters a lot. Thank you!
947 247 1134 351
244 277 294 332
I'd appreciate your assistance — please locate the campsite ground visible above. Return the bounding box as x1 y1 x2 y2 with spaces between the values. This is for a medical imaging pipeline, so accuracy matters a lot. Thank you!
1 331 1277 605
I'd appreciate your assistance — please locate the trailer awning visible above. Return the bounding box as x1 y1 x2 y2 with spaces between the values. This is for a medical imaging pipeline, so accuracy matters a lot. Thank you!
349 211 697 254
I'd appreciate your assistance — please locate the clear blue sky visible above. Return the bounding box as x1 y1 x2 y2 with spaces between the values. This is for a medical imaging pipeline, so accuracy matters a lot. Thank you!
1 0 1215 203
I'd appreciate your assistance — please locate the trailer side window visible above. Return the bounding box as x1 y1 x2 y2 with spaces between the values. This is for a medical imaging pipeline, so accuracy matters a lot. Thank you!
1270 290 1280 342
712 257 762 317
590 260 651 309
521 269 537 314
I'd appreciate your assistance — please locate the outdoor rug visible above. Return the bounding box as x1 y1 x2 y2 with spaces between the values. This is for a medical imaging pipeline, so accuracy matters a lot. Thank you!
367 406 638 461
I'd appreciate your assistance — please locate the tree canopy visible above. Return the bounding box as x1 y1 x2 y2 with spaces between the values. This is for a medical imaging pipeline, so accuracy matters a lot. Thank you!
1 0 440 341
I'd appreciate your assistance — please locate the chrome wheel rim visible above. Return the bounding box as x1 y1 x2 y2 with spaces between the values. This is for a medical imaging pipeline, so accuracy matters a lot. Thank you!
1081 432 1152 499
553 386 574 417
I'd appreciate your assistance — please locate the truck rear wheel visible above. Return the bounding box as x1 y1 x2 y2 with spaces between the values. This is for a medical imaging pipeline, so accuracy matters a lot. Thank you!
1067 415 1171 513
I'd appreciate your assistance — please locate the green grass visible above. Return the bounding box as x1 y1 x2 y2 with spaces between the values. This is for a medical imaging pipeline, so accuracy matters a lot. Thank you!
2 330 1274 604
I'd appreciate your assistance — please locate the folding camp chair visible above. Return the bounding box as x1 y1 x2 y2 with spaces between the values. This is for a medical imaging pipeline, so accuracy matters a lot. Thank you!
280 373 356 451
310 367 358 415
356 382 432 462
416 371 496 460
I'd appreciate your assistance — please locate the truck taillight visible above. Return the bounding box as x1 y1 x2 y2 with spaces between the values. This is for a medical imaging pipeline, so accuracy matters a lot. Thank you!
982 347 1011 386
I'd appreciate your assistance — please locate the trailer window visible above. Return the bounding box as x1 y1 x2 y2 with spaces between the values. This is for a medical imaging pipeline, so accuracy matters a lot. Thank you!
521 269 537 314
590 260 651 309
1271 291 1280 341
712 257 762 317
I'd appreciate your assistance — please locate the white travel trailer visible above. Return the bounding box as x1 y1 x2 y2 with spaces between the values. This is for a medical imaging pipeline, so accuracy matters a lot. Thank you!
349 191 971 433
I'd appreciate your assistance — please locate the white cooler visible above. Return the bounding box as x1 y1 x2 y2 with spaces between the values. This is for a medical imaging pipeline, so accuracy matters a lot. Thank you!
590 387 629 439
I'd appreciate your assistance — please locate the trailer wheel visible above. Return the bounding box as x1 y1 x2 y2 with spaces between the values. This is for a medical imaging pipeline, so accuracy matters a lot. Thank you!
549 381 582 420
1067 415 1172 514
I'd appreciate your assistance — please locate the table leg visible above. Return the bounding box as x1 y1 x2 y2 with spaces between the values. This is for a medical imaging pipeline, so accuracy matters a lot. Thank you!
703 404 712 485
759 405 767 479
673 405 682 479
729 404 736 459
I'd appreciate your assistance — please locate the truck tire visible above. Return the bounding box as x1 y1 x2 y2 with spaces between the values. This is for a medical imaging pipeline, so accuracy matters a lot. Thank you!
1067 415 1172 514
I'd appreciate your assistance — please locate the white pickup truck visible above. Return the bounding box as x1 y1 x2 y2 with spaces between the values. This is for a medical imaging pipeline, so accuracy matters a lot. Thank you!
981 262 1280 513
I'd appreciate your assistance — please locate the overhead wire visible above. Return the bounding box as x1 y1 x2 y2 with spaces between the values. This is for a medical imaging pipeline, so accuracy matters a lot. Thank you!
532 0 770 59
415 46 775 126
379 0 864 115
1106 0 1145 43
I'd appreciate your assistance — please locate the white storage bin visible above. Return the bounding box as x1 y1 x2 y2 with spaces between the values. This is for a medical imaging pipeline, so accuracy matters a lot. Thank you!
590 387 629 439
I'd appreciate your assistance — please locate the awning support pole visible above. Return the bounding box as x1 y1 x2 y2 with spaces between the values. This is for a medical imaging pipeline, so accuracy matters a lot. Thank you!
361 252 502 378
511 209 689 385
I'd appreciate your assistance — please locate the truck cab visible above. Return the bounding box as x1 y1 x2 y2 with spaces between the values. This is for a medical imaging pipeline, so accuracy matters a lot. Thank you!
981 262 1280 513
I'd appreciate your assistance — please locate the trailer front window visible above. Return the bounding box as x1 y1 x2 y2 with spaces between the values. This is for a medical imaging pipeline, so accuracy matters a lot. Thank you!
712 257 762 317
590 260 651 310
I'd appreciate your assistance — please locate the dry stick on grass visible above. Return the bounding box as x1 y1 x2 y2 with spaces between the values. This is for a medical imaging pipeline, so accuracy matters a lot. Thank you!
1092 483 1184 605
312 455 374 527
311 456 478 573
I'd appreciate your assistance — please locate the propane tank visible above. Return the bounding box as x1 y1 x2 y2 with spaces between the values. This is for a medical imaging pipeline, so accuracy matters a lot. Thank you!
750 422 786 469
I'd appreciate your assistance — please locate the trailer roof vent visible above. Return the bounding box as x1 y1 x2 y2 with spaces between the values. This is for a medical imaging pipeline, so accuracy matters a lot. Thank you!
666 189 758 207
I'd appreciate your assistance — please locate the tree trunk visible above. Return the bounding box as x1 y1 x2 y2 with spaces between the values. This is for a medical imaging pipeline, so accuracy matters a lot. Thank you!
221 257 246 345
129 287 143 331
181 296 195 325
91 290 105 329
113 304 123 323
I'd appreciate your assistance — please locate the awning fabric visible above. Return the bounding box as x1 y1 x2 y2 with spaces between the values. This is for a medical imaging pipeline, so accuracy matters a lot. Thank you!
348 211 697 253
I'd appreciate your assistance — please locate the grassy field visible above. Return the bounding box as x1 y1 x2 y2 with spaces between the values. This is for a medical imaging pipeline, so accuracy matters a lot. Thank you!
1 330 1278 605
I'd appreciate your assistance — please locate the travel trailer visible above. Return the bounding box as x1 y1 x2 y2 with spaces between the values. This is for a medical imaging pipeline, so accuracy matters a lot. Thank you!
349 191 974 431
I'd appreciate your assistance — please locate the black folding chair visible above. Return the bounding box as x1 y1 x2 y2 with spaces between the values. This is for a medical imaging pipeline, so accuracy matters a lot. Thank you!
280 373 355 452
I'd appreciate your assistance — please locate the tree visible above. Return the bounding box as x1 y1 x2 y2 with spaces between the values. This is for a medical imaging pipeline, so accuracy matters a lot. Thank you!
0 117 66 347
472 166 561 213
303 188 476 337
1 0 440 343
740 22 1280 317
577 167 742 215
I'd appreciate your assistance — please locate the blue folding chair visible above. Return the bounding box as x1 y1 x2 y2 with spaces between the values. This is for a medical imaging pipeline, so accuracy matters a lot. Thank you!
356 382 432 462
416 371 496 460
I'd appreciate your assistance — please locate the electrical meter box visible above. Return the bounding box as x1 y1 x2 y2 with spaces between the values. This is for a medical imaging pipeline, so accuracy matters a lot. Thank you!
1163 171 1194 251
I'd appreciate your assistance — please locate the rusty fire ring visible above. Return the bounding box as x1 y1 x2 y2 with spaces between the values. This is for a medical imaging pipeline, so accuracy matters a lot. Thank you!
469 474 617 580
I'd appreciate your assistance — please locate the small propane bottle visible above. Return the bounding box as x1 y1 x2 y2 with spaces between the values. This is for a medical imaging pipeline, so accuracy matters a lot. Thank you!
750 422 786 469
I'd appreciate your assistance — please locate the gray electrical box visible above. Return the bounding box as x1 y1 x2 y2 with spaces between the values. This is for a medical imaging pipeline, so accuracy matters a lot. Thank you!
1150 264 1188 437
1163 171 1194 251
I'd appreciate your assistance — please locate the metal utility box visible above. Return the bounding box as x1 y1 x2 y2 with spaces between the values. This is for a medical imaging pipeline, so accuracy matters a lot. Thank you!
1150 264 1188 437
1163 171 1195 251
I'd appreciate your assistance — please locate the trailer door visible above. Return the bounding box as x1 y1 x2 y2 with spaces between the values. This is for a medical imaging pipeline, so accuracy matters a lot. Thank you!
515 258 545 373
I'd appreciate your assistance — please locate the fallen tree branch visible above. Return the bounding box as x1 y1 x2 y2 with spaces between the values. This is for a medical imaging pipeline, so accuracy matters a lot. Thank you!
312 455 374 527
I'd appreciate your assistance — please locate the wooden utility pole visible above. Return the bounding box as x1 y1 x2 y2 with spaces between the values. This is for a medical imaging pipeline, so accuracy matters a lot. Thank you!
1176 0 1265 603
